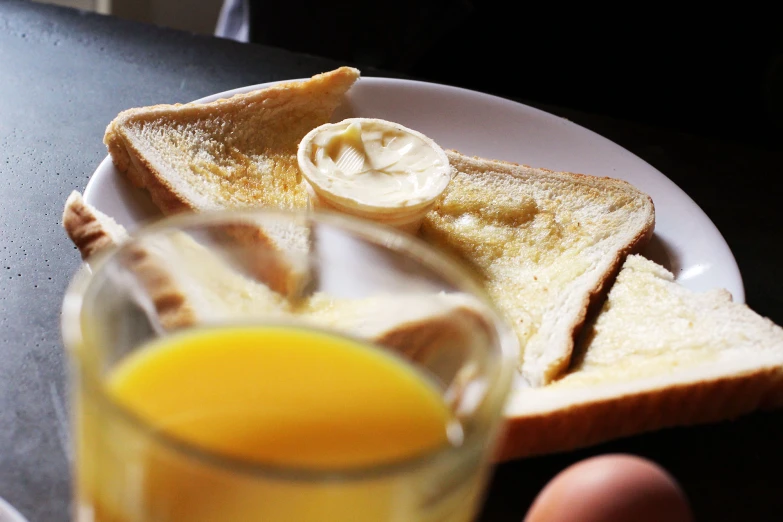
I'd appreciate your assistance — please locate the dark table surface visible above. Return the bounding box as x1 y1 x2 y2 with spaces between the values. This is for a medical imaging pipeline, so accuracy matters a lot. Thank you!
1 1 782 521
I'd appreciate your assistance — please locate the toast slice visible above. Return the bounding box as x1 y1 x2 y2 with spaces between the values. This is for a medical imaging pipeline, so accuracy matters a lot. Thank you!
104 66 360 295
62 192 491 356
422 151 655 386
104 66 359 215
501 255 783 460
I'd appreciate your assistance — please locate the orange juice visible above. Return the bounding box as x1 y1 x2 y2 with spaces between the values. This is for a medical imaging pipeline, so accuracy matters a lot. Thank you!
75 326 485 522
107 325 450 469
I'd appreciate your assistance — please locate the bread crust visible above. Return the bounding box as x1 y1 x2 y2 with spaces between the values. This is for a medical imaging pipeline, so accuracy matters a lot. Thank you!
544 194 655 383
499 365 783 460
119 241 199 330
569 214 655 369
62 191 128 260
106 127 191 215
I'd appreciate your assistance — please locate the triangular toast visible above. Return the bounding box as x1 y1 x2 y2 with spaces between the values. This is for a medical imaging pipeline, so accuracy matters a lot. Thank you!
423 151 655 386
103 67 360 296
501 255 783 459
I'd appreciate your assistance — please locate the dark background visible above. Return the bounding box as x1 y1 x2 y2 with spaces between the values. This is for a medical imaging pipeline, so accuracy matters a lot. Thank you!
249 2 782 151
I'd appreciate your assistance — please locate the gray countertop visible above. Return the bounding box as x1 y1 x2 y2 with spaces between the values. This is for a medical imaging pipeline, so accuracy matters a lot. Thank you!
1 1 782 521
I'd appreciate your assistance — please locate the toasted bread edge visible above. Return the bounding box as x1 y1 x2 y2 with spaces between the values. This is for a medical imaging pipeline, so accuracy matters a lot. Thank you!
498 364 783 461
62 191 128 260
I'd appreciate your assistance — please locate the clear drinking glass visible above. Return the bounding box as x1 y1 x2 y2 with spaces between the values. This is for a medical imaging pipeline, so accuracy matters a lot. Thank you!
62 209 516 522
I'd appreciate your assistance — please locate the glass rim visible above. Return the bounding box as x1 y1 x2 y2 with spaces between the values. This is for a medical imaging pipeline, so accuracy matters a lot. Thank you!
61 208 518 482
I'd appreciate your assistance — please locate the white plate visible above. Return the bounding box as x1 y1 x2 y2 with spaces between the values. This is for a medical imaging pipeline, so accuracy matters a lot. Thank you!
84 76 744 301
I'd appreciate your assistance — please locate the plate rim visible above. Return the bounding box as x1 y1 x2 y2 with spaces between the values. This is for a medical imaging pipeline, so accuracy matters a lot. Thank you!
0 496 27 522
83 75 744 303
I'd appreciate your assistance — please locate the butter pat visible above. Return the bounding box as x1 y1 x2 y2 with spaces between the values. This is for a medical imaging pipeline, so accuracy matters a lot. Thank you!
297 118 451 233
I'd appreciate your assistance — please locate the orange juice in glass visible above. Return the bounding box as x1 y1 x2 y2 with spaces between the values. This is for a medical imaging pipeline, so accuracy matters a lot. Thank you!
62 210 515 522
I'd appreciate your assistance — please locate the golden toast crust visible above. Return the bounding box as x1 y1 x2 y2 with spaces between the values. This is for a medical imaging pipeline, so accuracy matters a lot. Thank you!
499 366 783 460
